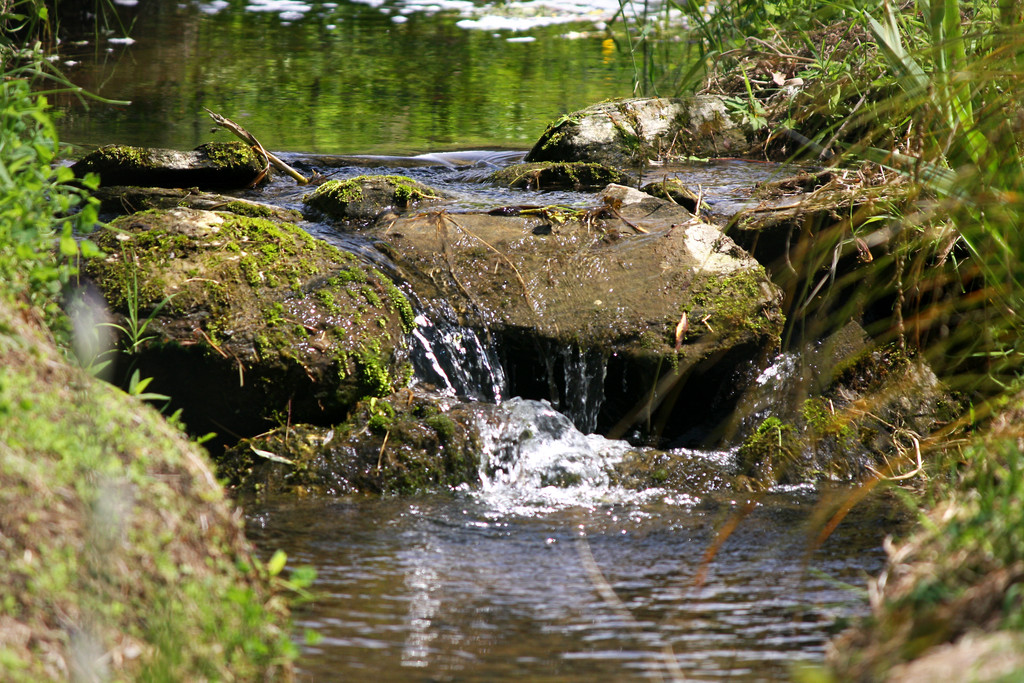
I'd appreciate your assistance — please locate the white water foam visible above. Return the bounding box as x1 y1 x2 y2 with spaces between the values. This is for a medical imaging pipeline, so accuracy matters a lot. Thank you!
470 398 705 515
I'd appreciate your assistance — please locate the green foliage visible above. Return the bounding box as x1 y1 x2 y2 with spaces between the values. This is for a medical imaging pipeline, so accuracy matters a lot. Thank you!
0 79 101 321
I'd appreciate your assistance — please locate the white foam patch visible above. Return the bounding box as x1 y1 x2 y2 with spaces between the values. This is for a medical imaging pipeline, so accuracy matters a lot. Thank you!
246 0 312 12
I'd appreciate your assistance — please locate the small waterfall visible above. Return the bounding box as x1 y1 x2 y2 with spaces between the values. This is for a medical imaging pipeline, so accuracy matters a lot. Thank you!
408 304 506 403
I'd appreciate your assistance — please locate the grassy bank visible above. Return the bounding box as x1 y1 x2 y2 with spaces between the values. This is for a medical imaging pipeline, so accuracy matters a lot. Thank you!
1 7 299 679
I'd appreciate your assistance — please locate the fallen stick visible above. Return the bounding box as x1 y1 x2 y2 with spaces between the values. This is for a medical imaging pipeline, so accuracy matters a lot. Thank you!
204 107 309 185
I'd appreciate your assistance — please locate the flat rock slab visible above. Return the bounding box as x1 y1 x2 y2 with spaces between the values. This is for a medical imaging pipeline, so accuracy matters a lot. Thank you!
370 185 784 443
72 142 266 189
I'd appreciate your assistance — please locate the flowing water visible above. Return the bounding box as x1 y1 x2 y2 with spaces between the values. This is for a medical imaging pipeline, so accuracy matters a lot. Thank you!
55 3 898 679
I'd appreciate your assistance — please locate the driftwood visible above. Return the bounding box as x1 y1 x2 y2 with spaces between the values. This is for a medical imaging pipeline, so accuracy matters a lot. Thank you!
204 108 309 185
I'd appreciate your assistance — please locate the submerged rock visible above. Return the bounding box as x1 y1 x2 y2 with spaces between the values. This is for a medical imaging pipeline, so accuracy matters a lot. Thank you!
526 96 750 170
303 174 447 222
72 142 266 189
369 184 784 445
84 206 416 451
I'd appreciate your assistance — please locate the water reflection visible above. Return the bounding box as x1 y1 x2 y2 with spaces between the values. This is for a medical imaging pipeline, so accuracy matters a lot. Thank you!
55 0 637 154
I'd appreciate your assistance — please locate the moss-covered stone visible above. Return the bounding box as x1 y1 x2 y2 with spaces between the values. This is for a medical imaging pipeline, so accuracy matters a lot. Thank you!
303 174 446 222
735 416 803 489
71 142 265 189
83 207 416 449
489 161 629 190
525 96 752 170
219 391 483 499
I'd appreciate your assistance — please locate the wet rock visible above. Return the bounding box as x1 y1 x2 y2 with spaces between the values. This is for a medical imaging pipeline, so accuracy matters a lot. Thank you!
72 142 266 189
369 185 784 445
728 322 960 489
641 177 712 215
220 390 734 500
489 161 630 190
526 96 750 170
735 417 802 489
725 176 913 269
220 391 483 499
84 206 416 452
612 447 731 492
303 174 447 222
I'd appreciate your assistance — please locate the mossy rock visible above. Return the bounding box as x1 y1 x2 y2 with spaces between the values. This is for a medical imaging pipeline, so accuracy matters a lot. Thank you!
84 207 416 450
71 142 265 189
369 185 784 446
220 391 483 499
303 174 447 222
489 161 629 191
0 298 293 680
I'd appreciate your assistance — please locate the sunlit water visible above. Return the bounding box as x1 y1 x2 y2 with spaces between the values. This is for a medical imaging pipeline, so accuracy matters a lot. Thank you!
247 484 898 682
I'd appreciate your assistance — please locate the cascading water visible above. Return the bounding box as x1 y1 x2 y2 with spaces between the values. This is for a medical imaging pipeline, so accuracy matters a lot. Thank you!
558 345 608 435
408 307 507 403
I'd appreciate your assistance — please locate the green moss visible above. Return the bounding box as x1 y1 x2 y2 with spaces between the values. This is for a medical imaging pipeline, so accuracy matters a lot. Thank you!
361 284 383 309
687 267 782 344
802 397 856 445
223 201 275 219
367 397 395 433
370 268 416 332
424 413 456 441
357 341 393 397
96 144 152 169
735 416 802 489
198 141 257 169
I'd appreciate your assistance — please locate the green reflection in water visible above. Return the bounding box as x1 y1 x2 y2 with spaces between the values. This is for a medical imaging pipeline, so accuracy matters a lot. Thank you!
56 0 637 154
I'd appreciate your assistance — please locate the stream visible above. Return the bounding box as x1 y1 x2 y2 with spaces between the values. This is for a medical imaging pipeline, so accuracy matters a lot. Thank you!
237 153 893 682
54 1 903 679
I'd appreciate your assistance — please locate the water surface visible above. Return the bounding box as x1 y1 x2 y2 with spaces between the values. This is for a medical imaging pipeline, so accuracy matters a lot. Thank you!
247 486 898 682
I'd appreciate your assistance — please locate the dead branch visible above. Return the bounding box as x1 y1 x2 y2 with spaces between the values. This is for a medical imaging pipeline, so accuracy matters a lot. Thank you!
204 107 309 185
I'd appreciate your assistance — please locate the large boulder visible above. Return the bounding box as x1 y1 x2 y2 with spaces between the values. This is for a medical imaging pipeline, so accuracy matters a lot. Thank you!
367 184 784 445
526 96 751 170
83 206 416 451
